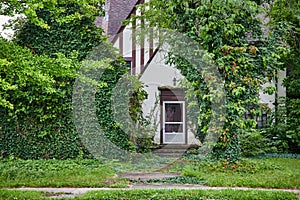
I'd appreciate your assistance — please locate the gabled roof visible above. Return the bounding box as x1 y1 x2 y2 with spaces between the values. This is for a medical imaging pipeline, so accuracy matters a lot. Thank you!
96 0 139 36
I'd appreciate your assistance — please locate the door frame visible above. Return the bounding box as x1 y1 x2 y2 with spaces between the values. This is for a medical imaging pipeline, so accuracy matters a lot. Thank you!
159 88 187 144
162 101 186 144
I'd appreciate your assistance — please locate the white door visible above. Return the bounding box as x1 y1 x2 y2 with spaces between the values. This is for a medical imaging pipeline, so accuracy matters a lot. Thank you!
162 101 186 144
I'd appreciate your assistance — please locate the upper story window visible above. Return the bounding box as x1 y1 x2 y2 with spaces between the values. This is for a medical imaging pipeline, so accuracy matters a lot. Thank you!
124 57 132 74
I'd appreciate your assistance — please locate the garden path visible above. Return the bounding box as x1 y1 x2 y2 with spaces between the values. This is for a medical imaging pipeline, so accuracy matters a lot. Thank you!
8 163 300 199
12 185 300 199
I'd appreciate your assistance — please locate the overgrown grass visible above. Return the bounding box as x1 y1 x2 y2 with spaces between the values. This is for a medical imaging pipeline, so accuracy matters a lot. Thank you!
0 189 47 200
177 158 300 189
0 157 299 190
78 189 298 200
0 155 178 189
0 159 128 188
0 189 297 200
110 154 179 173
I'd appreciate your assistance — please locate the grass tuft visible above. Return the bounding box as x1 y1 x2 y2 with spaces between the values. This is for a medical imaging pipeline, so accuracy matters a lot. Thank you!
0 158 127 188
180 158 300 188
79 189 298 200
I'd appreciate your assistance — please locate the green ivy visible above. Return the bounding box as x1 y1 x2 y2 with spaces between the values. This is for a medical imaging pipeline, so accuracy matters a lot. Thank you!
95 59 151 153
130 0 289 162
0 0 103 29
14 4 105 61
265 0 300 154
0 38 83 159
263 97 300 154
0 3 151 159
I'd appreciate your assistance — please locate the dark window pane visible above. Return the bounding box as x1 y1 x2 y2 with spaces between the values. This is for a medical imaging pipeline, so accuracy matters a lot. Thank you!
165 103 182 122
165 124 183 133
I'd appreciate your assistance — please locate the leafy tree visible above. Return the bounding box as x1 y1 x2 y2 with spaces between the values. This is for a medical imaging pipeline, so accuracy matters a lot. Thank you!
1 2 150 159
0 1 104 109
0 38 82 159
269 0 299 99
266 0 300 153
0 0 103 29
0 1 97 158
0 2 105 159
13 4 105 61
130 0 288 161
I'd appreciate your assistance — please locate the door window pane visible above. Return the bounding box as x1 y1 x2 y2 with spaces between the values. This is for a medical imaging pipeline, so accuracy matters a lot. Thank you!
164 134 184 143
165 103 182 122
165 124 183 133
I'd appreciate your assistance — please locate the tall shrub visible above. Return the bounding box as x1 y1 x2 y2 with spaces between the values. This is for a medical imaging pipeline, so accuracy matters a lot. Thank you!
0 38 82 159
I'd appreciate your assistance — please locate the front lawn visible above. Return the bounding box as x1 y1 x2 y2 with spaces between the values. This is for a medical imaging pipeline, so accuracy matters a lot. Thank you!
74 189 299 200
175 158 300 189
0 157 299 190
0 159 127 188
0 189 298 200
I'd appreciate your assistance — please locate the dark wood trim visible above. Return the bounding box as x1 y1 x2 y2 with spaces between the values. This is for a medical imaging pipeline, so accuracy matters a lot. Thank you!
149 29 154 57
159 88 187 144
140 45 145 72
119 31 123 54
108 0 153 76
140 47 159 75
132 8 136 75
123 57 132 61
111 0 144 44
140 19 145 72
111 27 125 44
160 95 163 144
124 57 132 74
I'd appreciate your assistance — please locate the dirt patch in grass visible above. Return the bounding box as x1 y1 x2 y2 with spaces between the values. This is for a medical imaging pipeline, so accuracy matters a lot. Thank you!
118 172 181 181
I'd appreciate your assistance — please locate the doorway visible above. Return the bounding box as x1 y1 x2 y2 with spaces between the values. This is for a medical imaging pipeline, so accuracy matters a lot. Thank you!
159 88 186 144
162 101 186 144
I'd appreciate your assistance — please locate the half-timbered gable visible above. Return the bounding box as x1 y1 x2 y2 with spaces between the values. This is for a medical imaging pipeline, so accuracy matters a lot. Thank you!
99 0 286 145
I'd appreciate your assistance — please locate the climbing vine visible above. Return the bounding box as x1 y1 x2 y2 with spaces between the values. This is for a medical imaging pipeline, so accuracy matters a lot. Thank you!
130 0 289 161
0 3 150 159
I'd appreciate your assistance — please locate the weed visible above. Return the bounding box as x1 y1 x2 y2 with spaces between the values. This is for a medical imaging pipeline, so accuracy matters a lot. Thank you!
180 158 300 188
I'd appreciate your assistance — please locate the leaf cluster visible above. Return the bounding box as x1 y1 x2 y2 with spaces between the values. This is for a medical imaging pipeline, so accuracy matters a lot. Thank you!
0 0 104 29
131 0 290 161
13 4 105 61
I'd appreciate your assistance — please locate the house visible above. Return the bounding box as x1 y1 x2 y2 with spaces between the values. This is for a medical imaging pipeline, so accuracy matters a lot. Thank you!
97 0 286 146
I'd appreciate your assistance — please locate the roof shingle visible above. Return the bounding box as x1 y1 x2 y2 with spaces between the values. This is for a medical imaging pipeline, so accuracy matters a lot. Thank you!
96 0 139 36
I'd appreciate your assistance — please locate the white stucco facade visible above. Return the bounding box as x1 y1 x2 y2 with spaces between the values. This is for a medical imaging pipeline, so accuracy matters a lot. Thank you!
259 69 286 111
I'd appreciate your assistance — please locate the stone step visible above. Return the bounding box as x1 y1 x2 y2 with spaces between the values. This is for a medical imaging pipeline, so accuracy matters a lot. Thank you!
151 144 199 157
153 148 187 153
153 152 185 157
159 144 191 149
152 145 193 157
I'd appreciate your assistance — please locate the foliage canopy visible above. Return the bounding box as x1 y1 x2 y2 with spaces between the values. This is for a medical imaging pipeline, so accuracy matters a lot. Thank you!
0 0 103 29
130 0 290 161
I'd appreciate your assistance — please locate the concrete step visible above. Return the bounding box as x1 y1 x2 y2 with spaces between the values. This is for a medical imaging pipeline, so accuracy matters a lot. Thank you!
152 144 194 157
152 144 199 157
153 152 185 157
159 144 191 149
153 148 187 153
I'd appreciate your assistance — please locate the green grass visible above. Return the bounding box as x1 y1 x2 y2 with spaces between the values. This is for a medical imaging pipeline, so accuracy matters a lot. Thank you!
0 189 47 200
178 158 300 189
0 159 128 188
0 189 297 200
0 157 299 190
0 158 299 199
77 189 298 200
